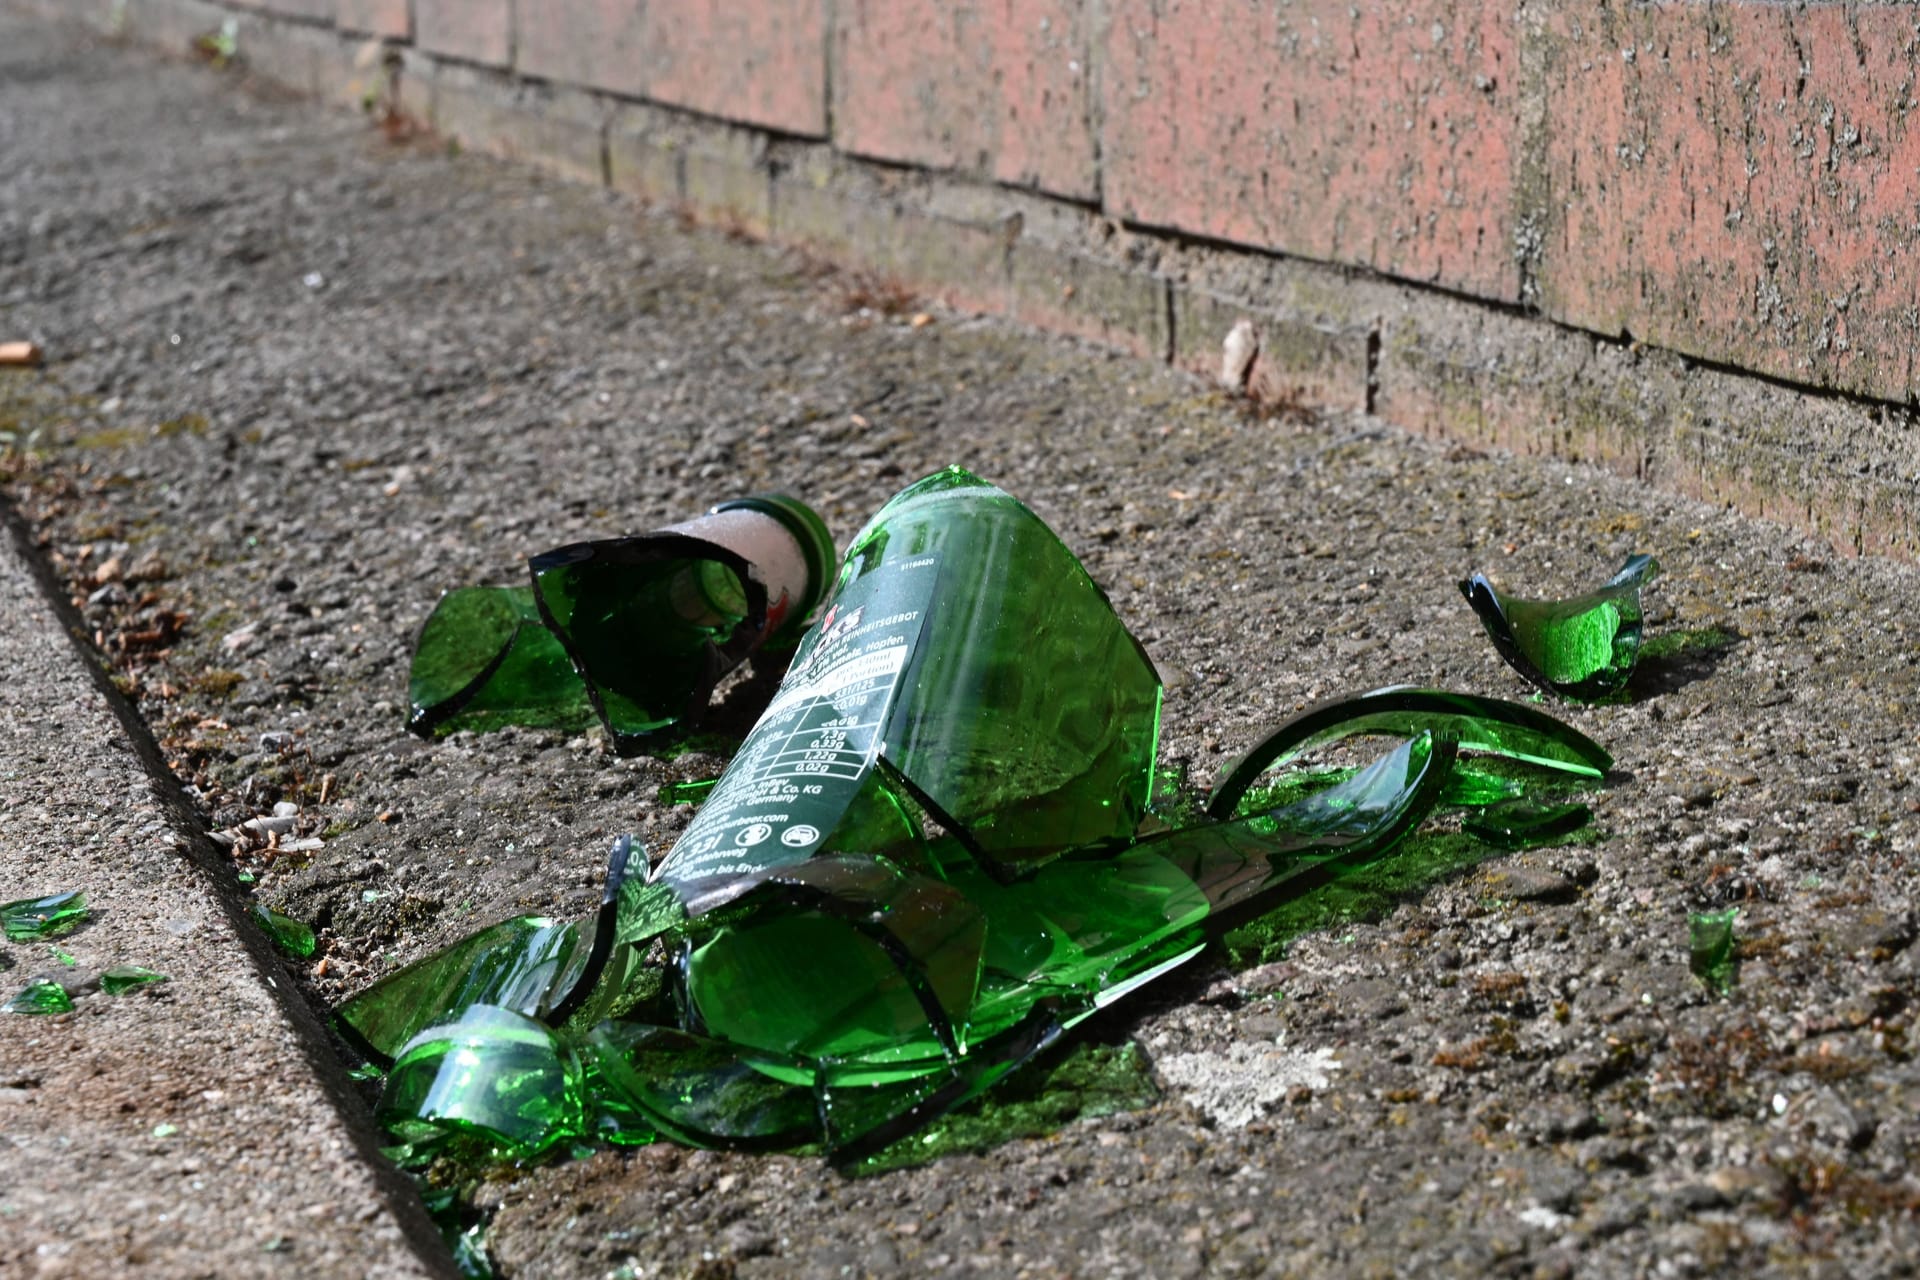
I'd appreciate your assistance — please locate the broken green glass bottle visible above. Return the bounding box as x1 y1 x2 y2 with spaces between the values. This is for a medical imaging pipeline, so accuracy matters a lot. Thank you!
1459 553 1659 700
532 494 837 753
1 889 87 941
345 471 1619 1164
101 964 170 994
4 978 74 1014
409 494 835 751
251 903 317 958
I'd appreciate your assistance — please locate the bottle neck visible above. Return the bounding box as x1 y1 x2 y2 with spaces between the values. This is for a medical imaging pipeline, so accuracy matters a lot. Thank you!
660 506 812 634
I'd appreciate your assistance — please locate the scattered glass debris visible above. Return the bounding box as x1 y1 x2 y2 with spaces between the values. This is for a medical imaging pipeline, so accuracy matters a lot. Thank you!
1690 907 1739 995
1461 799 1593 849
51 948 78 967
5 978 74 1014
348 469 1618 1165
1460 554 1660 700
101 964 169 994
251 903 317 958
1 890 88 941
410 494 835 752
152 1122 178 1138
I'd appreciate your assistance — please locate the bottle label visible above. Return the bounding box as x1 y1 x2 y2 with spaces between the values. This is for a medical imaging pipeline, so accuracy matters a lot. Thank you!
652 554 939 912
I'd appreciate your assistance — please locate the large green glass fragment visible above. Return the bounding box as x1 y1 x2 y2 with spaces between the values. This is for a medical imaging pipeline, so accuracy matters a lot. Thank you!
1460 554 1660 700
1689 908 1738 995
1 890 88 941
251 903 316 958
408 586 596 737
377 1004 585 1158
101 964 169 994
4 978 74 1014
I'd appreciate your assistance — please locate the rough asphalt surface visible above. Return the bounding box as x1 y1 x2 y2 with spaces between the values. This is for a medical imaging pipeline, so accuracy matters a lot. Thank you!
6 13 1920 1278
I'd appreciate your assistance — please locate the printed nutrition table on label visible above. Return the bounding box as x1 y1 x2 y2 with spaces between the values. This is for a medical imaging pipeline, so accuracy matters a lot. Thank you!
679 641 913 859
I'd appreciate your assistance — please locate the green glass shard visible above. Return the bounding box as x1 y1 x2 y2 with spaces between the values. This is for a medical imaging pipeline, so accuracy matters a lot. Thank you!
657 778 717 806
100 964 169 994
376 1004 585 1159
1207 686 1610 820
585 1023 815 1150
1461 799 1591 849
4 978 73 1014
251 903 316 958
51 948 77 967
1 890 88 941
408 585 596 738
1689 908 1738 995
1460 553 1660 701
338 915 591 1062
1441 763 1527 808
531 496 835 755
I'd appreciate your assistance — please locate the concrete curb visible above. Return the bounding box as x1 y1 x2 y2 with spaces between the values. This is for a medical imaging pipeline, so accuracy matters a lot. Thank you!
0 481 449 1272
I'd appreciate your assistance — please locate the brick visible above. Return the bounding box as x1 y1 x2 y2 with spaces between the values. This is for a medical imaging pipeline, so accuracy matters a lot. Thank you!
1172 285 1369 413
1376 292 1920 559
1539 4 1920 403
771 157 1013 315
430 62 608 187
607 104 684 206
683 127 775 236
834 0 1096 200
416 0 510 67
1102 0 1520 301
518 0 827 137
335 0 408 37
643 0 827 136
241 0 332 20
1010 242 1169 361
515 0 647 96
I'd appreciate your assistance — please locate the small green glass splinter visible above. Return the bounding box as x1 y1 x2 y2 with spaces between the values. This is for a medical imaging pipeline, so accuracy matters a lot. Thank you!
251 903 317 958
1459 554 1660 701
1689 908 1738 995
4 978 74 1014
657 778 718 806
1 890 88 942
101 964 170 994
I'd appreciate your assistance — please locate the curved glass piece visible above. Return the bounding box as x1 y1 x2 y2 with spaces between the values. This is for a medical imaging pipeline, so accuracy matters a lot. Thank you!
1207 686 1610 819
376 1004 585 1159
338 916 589 1063
1158 733 1455 915
1459 554 1660 701
407 585 595 738
1460 799 1592 849
585 1022 816 1151
1689 908 1739 995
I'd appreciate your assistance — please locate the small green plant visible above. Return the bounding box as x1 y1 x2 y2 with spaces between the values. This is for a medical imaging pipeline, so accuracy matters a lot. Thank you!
194 18 239 69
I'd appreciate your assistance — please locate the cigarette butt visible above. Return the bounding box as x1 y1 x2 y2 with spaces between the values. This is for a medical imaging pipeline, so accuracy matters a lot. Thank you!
0 341 44 367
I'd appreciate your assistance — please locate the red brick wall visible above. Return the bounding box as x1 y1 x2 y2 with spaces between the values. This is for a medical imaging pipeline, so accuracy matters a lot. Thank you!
160 0 1920 408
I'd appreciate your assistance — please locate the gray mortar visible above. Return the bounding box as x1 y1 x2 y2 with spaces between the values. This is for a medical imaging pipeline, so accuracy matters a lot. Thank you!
5 11 1920 1279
